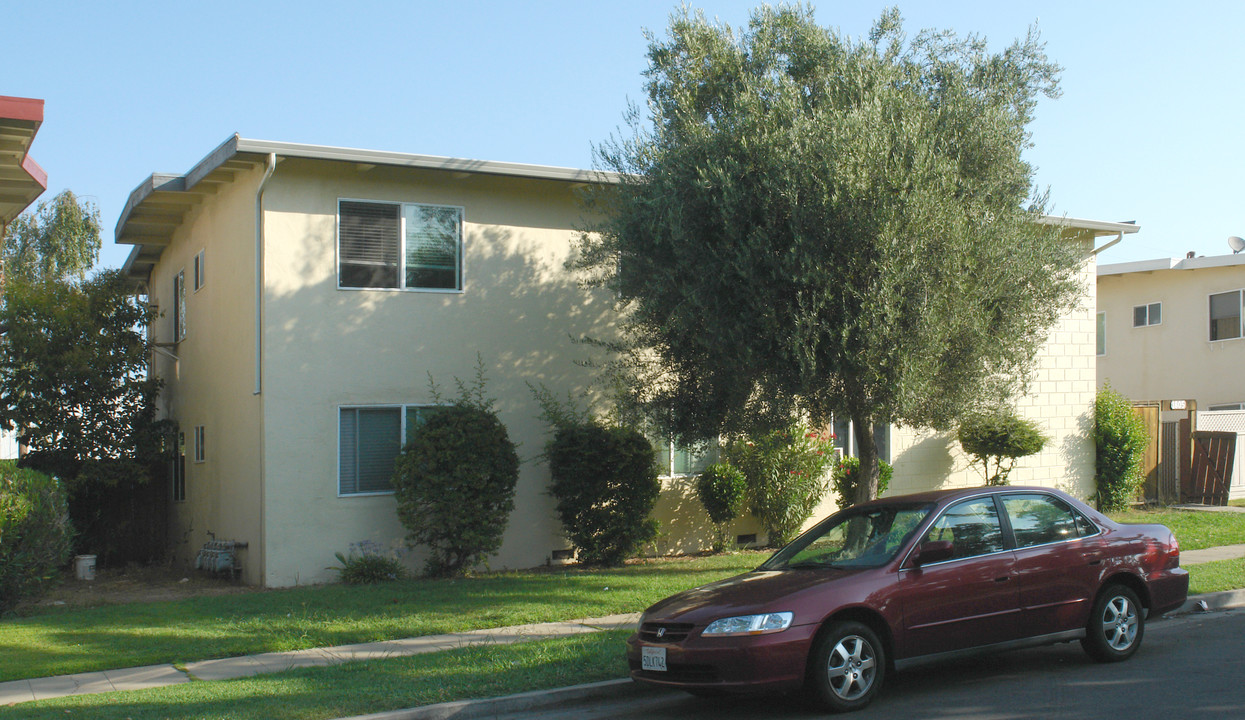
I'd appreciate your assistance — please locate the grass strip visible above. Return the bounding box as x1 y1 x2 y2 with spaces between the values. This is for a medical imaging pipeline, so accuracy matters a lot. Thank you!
0 552 763 682
1186 557 1245 595
1107 508 1245 550
2 629 633 720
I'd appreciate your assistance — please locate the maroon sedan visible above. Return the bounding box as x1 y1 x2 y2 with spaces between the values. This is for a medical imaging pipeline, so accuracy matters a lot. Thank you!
627 486 1188 713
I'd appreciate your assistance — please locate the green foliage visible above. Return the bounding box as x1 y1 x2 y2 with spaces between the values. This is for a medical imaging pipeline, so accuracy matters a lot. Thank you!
831 456 893 510
546 423 660 566
724 424 836 546
1095 385 1148 511
331 541 407 584
393 403 519 577
0 270 168 563
0 463 73 614
695 462 747 551
957 408 1048 485
575 6 1079 506
1 189 101 286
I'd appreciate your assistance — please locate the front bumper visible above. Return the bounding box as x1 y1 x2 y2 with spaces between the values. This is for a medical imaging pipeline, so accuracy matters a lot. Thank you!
625 622 818 694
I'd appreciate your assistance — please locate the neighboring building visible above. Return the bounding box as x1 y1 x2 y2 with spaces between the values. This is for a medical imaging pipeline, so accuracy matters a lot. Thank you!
1097 252 1245 501
117 135 1137 586
0 95 48 461
1097 253 1245 411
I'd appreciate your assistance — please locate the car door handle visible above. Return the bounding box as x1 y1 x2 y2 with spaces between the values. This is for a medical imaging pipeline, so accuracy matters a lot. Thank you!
994 576 1009 583
1087 559 1101 566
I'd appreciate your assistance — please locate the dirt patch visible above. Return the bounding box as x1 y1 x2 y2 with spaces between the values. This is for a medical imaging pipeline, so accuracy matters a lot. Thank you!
29 565 253 610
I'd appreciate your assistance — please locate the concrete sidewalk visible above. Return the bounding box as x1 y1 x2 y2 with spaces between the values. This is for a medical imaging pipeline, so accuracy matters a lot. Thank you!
0 612 640 707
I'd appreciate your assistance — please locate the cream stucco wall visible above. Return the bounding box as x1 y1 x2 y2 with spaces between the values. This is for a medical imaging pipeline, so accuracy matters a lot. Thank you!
257 160 618 586
1097 261 1245 409
148 167 266 583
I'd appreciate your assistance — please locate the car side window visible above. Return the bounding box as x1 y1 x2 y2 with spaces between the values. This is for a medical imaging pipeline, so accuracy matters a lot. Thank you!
1002 494 1082 548
924 498 1005 560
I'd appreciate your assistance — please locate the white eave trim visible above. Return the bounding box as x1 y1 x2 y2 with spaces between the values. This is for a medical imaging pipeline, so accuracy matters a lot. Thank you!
1036 215 1141 237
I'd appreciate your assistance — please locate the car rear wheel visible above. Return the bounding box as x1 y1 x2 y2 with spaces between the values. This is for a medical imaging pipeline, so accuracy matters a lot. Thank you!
808 621 885 713
1081 584 1144 662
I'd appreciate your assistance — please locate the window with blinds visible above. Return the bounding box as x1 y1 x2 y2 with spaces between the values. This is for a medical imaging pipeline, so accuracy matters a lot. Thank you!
338 200 462 290
338 405 443 495
1210 290 1243 341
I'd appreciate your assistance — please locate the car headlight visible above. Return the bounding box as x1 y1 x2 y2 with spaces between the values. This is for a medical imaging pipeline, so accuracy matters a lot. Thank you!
702 612 794 636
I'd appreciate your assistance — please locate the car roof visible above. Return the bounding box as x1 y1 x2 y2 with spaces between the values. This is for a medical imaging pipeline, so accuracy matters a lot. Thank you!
853 485 1074 510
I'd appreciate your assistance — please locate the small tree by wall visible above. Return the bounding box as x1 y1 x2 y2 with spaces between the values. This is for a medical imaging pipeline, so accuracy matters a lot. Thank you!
695 463 747 552
0 463 73 614
957 408 1048 485
725 423 836 547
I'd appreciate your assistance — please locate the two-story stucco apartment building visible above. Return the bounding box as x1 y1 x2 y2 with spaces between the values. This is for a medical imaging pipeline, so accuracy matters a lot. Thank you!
117 135 1139 586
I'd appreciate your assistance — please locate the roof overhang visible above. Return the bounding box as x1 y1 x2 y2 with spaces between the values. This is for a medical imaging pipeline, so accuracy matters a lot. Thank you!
0 95 48 226
1099 253 1245 277
117 135 622 279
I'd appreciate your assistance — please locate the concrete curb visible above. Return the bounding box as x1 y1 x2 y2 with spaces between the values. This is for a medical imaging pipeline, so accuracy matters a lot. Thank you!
1170 588 1245 615
336 678 654 720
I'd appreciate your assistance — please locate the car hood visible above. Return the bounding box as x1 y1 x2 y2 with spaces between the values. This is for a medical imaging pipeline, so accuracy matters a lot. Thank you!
643 568 860 624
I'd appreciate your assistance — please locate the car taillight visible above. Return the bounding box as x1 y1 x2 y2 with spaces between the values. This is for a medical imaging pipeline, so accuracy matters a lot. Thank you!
1168 532 1180 568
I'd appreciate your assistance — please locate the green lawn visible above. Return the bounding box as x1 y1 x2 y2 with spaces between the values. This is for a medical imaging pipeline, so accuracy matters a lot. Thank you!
1107 508 1245 550
0 552 766 683
1187 557 1245 595
3 630 632 720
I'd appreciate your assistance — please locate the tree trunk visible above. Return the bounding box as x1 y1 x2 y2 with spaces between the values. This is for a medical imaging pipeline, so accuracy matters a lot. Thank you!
851 411 880 505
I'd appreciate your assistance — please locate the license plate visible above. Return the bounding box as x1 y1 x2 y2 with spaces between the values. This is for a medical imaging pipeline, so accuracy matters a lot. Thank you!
641 645 667 672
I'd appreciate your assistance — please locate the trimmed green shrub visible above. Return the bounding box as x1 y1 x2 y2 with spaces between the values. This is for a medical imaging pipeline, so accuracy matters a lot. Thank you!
957 408 1048 486
393 404 520 577
331 541 406 584
695 463 747 552
725 424 836 547
1095 385 1149 511
0 463 74 614
547 423 660 566
831 456 893 510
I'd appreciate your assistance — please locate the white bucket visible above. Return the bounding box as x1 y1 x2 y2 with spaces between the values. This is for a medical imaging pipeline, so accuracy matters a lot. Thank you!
74 555 96 581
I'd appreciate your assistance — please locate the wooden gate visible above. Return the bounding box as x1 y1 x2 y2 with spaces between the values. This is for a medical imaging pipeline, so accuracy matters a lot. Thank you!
1132 404 1161 503
1185 431 1238 505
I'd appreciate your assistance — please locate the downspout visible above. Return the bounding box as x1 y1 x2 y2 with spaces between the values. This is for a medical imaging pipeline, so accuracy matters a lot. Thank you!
255 153 277 395
1091 231 1125 256
254 152 277 587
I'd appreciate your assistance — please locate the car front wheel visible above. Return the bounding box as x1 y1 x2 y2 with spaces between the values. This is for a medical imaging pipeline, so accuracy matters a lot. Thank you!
1081 584 1144 662
808 621 885 713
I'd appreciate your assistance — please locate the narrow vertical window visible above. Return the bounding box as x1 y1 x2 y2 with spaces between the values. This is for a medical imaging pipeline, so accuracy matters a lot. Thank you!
193 250 206 291
194 425 206 463
174 270 187 341
1096 311 1106 356
173 431 186 502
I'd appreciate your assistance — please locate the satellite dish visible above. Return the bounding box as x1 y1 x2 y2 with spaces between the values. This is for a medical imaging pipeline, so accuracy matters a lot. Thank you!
1230 236 1245 254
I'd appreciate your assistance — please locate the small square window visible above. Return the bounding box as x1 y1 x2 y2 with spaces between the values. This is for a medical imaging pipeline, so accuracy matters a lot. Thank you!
1210 290 1243 341
1132 302 1161 327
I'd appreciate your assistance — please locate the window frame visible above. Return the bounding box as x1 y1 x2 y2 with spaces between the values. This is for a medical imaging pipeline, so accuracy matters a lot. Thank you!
336 198 466 293
1209 289 1244 342
1000 492 1100 550
1132 301 1161 328
193 250 205 292
337 403 445 497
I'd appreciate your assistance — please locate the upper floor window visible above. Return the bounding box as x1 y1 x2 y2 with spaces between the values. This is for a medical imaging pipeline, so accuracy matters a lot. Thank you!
338 200 463 291
1209 290 1243 341
1132 302 1161 327
193 250 206 291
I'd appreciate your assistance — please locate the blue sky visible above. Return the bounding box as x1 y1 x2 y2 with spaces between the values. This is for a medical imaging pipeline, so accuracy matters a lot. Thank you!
6 1 1244 270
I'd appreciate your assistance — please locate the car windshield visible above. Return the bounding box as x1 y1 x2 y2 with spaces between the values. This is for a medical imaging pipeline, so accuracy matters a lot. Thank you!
761 503 934 570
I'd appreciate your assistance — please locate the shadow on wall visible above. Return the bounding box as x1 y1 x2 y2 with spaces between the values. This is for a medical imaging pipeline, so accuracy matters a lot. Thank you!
1062 409 1096 498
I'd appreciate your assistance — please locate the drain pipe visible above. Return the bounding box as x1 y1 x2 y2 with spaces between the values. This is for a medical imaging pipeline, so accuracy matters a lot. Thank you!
1091 231 1125 256
255 153 277 395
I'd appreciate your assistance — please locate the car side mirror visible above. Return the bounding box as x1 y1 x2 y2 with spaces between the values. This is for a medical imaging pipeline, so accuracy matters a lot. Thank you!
913 540 954 566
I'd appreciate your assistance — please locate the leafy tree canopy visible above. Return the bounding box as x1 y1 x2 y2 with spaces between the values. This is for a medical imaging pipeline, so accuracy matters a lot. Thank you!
2 190 101 287
0 270 165 485
575 5 1084 502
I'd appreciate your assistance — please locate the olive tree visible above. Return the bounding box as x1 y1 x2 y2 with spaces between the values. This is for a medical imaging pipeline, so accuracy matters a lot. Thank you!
575 7 1083 503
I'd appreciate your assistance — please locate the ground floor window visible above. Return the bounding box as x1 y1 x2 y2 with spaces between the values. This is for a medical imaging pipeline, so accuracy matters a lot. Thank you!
338 405 442 495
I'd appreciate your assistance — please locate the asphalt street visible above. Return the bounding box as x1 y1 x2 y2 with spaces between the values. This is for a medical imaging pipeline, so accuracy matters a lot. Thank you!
490 609 1245 720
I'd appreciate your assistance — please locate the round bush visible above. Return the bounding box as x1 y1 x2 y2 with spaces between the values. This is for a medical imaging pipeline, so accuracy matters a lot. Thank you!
393 405 519 576
0 463 74 614
725 424 836 547
957 408 1047 485
695 463 747 552
1095 385 1148 511
547 423 660 566
831 456 893 510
